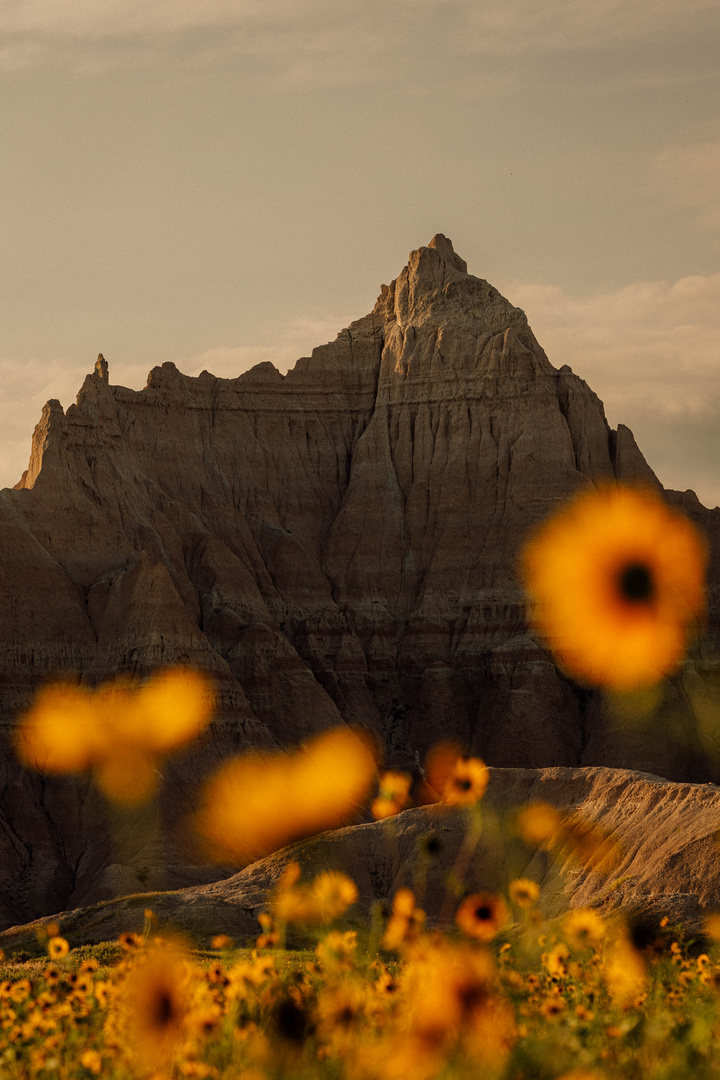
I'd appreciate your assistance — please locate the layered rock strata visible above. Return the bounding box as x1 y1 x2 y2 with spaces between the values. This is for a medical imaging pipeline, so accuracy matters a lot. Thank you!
1 233 720 926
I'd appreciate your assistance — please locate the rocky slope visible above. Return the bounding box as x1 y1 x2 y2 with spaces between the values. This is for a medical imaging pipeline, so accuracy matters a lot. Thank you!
3 765 719 952
1 233 720 927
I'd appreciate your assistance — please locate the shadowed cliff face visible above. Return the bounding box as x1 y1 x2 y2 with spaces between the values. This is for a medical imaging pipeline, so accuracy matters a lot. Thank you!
2 233 720 927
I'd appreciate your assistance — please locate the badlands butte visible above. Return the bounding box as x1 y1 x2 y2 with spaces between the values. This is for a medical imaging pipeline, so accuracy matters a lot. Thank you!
2 233 720 940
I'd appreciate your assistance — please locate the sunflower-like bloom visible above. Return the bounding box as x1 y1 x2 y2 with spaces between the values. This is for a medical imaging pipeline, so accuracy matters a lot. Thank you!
455 892 509 942
316 929 358 968
508 878 540 909
521 484 708 690
15 668 215 804
543 942 569 978
118 943 193 1071
563 907 606 949
444 757 489 805
402 941 514 1068
540 996 566 1019
195 727 377 864
419 743 489 806
47 936 69 960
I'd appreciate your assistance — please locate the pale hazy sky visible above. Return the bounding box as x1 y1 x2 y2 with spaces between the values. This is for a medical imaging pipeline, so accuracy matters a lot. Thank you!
2 0 720 503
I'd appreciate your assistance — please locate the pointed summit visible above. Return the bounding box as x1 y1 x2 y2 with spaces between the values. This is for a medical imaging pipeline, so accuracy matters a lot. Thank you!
427 233 467 273
373 231 523 337
95 354 108 381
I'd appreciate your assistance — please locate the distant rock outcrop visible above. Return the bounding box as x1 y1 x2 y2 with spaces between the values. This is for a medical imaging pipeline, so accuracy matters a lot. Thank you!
1 234 720 927
4 765 720 952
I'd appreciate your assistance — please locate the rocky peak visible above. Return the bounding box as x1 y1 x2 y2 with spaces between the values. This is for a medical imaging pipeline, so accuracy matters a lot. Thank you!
373 234 532 376
0 236 718 927
427 232 468 273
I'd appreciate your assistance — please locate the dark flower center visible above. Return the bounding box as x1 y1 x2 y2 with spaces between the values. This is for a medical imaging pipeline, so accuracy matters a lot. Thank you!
458 982 488 1013
337 1005 356 1027
456 778 472 791
618 562 654 603
152 990 176 1028
475 905 492 922
275 998 310 1044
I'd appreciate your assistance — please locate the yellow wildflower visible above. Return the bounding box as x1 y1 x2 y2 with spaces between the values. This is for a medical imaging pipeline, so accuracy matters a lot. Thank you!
47 936 69 960
196 727 376 864
455 893 509 943
521 484 707 690
508 878 540 909
119 944 193 1071
564 908 606 949
15 668 215 804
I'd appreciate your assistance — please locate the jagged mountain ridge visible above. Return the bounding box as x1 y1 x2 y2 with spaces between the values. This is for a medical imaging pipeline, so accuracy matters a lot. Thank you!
6 234 665 755
1 233 719 927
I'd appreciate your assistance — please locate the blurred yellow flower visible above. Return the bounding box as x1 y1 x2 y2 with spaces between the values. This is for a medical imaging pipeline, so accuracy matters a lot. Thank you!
508 878 540 909
371 771 412 819
420 742 489 806
559 815 621 872
517 803 619 873
47 937 69 960
521 484 707 689
15 668 215 804
119 931 142 951
316 980 366 1034
196 727 377 864
403 940 513 1068
543 942 569 979
455 893 509 942
316 929 358 967
79 1050 103 1075
540 996 566 1019
517 802 562 846
382 889 426 951
312 871 358 922
273 870 358 925
604 933 647 1005
444 757 489 805
563 908 606 949
211 934 233 950
120 944 193 1071
416 747 490 807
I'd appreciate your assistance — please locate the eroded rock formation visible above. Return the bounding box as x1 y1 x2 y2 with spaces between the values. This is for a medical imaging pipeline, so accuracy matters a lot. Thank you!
4 765 720 952
2 233 720 927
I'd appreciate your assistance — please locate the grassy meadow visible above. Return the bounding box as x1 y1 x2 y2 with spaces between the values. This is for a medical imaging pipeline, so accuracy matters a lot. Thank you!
1 900 720 1079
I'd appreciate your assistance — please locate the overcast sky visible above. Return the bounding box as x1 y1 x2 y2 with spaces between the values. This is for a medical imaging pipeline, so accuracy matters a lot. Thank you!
2 0 720 504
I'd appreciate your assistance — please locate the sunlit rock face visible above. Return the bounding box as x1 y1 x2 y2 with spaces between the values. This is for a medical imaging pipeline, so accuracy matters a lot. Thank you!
4 766 720 950
1 233 720 927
